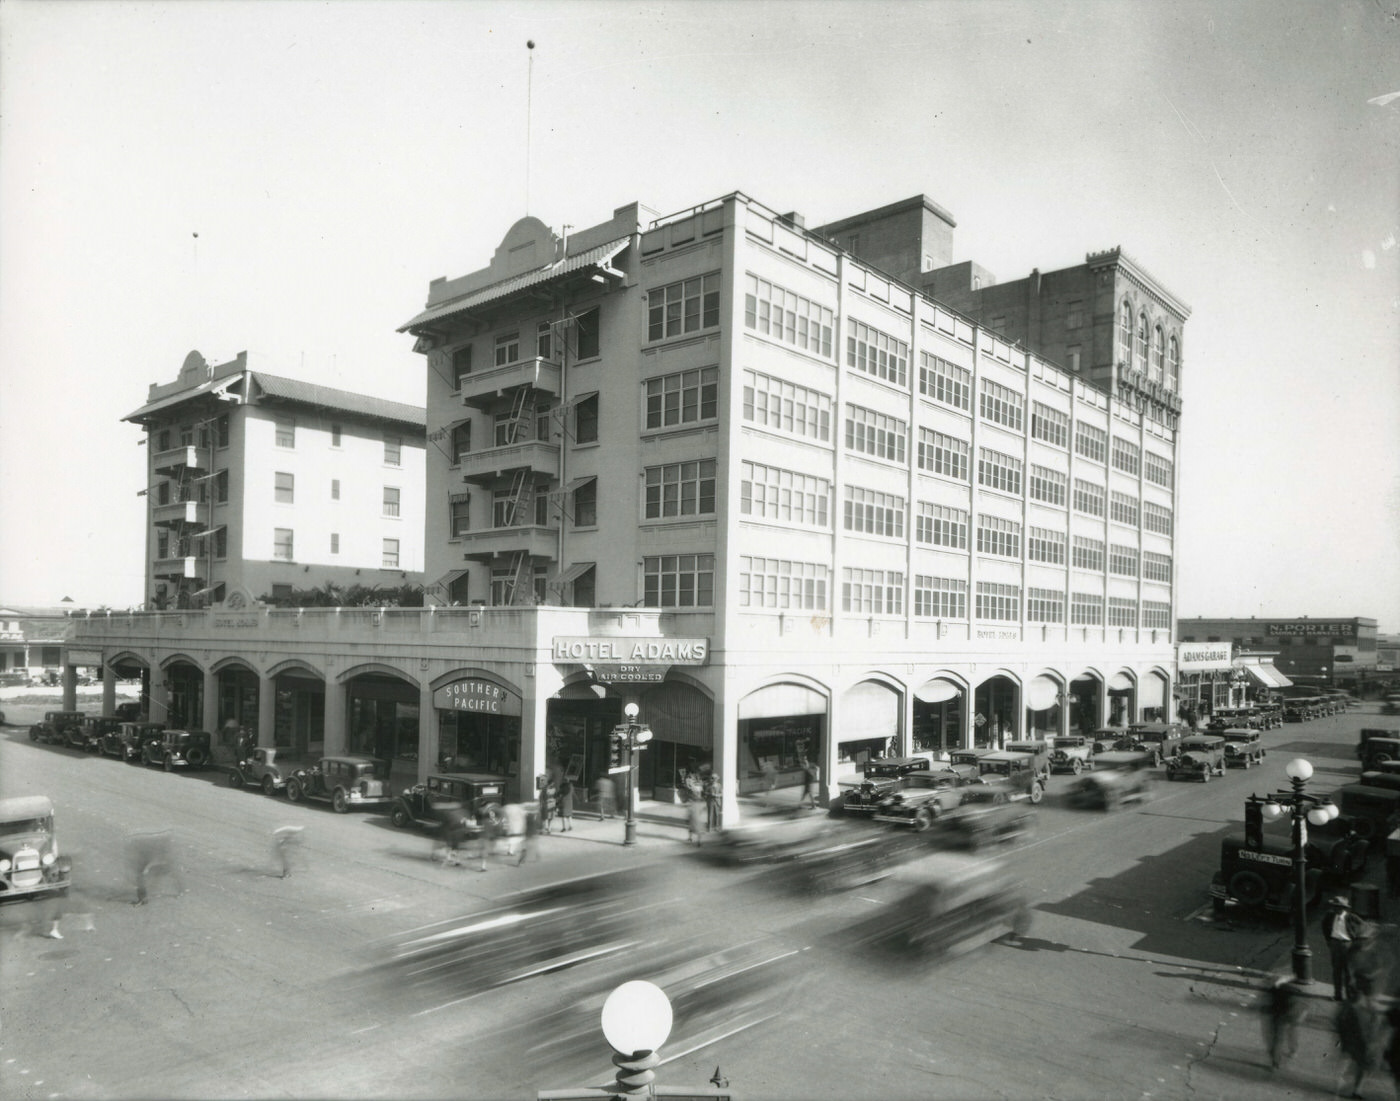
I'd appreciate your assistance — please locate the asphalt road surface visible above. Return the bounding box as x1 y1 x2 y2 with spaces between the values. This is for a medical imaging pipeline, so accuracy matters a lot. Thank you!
1 704 1390 1100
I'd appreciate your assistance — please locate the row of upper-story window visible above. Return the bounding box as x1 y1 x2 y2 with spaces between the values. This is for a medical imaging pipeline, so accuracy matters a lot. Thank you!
271 474 403 517
154 415 230 452
157 416 406 464
156 528 403 569
1118 300 1181 389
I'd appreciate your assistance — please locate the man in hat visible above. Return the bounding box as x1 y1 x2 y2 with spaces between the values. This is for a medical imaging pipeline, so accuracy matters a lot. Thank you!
1324 893 1366 1001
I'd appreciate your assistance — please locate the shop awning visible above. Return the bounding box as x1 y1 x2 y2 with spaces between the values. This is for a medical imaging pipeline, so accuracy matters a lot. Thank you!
1108 672 1135 692
1242 664 1293 689
739 683 826 722
556 562 595 586
837 681 899 741
1024 675 1060 712
914 677 960 704
638 682 712 748
1138 675 1167 708
563 475 597 494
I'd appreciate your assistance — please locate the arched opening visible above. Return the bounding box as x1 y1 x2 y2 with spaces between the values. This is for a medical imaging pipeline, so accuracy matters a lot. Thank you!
913 676 964 754
836 680 902 777
1070 673 1105 733
346 671 420 789
737 681 826 795
1139 670 1170 723
161 658 204 730
1023 673 1063 737
1108 671 1136 726
214 659 260 752
974 675 1021 747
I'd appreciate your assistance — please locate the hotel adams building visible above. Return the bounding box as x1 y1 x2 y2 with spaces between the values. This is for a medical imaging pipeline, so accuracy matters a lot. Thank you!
71 190 1189 820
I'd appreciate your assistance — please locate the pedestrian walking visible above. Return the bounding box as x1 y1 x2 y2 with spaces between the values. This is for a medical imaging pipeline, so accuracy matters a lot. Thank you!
538 780 556 835
1336 994 1382 1098
594 775 617 820
517 807 540 865
687 794 705 845
761 759 777 794
703 770 722 832
799 758 820 809
128 830 181 904
272 825 306 878
502 802 527 859
1325 894 1367 1001
555 778 574 831
472 813 496 871
1261 974 1307 1069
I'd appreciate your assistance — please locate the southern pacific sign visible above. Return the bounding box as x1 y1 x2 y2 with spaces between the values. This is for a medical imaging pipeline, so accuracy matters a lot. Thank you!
551 637 709 665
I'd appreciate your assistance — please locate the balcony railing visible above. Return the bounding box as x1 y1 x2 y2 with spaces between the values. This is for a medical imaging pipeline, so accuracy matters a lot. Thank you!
153 556 201 580
458 440 560 484
455 524 559 561
152 500 200 528
152 446 206 475
458 356 561 409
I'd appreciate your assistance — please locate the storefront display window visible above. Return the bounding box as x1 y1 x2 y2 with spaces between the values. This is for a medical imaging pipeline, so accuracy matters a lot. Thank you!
740 717 820 794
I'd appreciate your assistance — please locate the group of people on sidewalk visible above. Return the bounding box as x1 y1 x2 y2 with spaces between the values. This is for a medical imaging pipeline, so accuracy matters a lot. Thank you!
1265 893 1400 1098
681 766 723 845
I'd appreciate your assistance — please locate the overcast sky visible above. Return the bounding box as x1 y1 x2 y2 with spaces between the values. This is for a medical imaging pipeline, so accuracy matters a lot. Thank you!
2 0 1397 629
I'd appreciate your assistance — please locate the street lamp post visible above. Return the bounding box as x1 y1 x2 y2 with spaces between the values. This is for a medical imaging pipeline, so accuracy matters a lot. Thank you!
1260 757 1340 983
619 702 651 847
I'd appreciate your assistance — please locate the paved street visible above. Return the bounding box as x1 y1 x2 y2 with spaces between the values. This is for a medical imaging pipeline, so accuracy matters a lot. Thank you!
2 704 1396 1100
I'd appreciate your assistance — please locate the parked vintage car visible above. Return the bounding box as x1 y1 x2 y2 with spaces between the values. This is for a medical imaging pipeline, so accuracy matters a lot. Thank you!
101 721 165 762
1336 783 1400 841
947 747 994 774
142 728 213 771
872 772 966 830
1219 728 1267 769
227 747 291 795
285 755 392 812
1210 838 1322 914
1087 727 1129 754
390 772 507 829
1360 737 1400 773
28 711 85 746
938 783 1036 849
1282 700 1311 723
0 795 72 900
1049 735 1095 775
68 716 121 753
974 751 1048 803
1357 729 1400 767
1067 749 1155 810
1003 740 1052 781
1124 722 1187 766
839 757 958 816
1166 735 1227 782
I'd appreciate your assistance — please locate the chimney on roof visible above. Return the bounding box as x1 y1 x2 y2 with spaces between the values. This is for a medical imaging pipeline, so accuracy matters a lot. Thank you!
778 211 805 229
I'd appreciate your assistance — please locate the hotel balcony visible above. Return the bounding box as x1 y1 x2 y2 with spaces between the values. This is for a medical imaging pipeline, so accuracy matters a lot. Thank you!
153 556 202 581
152 500 201 528
152 445 207 476
458 357 562 410
458 440 560 485
456 524 560 562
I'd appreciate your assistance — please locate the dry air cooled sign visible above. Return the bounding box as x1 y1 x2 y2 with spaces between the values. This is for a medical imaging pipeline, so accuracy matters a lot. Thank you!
552 636 709 684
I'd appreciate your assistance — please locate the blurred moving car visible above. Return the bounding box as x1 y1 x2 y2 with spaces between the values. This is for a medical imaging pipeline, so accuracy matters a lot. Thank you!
710 808 840 865
939 783 1037 849
0 795 72 900
872 772 966 830
390 772 508 830
1067 750 1155 811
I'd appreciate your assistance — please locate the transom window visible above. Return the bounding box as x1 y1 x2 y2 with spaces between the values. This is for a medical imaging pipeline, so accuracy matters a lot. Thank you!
842 568 904 615
744 274 833 356
1031 402 1069 448
976 514 1022 558
741 462 831 527
743 369 832 442
919 353 972 411
843 485 906 538
1028 527 1066 564
847 320 909 387
916 502 968 549
975 582 1020 622
977 447 1023 495
1075 422 1107 464
1027 587 1065 623
650 273 721 342
738 557 828 610
979 379 1024 432
917 428 968 480
644 367 719 429
1029 465 1067 507
643 554 715 608
845 405 907 463
644 460 716 519
914 575 967 618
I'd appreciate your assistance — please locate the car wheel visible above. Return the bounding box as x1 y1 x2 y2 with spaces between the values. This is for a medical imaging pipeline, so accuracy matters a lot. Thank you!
1228 869 1269 907
228 770 244 789
285 779 303 804
914 806 936 831
261 775 278 797
1376 754 1392 766
1152 751 1162 768
164 757 174 772
390 805 410 828
1201 768 1210 783
332 789 349 813
187 748 206 768
1071 759 1083 775
1028 783 1043 805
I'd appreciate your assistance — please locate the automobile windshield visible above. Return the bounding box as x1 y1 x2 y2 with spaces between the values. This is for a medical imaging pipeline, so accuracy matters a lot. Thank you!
866 765 905 777
979 762 1011 777
1053 739 1080 747
353 764 379 781
0 817 51 836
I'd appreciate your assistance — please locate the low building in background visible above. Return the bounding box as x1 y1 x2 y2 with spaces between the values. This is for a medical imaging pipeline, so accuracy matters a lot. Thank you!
1178 616 1380 692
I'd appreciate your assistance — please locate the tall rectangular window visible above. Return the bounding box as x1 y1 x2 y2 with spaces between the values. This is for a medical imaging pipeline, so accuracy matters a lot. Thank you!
274 472 294 504
917 428 967 480
741 462 831 527
1143 501 1173 535
644 367 719 429
1143 551 1173 583
1075 422 1107 463
1030 402 1069 448
330 533 339 554
452 345 473 386
382 538 400 569
575 308 600 360
1071 592 1104 625
384 435 402 466
536 321 553 361
976 514 1021 558
1111 437 1141 476
738 557 829 610
273 528 294 560
842 568 904 614
216 415 230 448
1027 588 1065 623
845 405 907 463
573 479 597 527
1144 452 1174 488
977 447 1023 495
1110 491 1140 527
742 369 832 442
975 582 1020 621
330 424 342 447
1072 535 1105 572
451 422 472 464
331 478 340 501
649 273 721 342
847 319 909 387
1108 597 1138 628
574 395 599 444
275 419 295 448
215 470 229 503
1028 527 1067 564
1073 479 1106 517
914 575 967 618
843 486 906 538
1109 544 1139 576
213 528 227 558
918 353 971 410
743 273 833 356
644 460 716 519
979 379 1025 432
383 487 401 518
1029 465 1067 507
643 554 715 608
915 502 968 549
494 331 520 366
449 495 471 538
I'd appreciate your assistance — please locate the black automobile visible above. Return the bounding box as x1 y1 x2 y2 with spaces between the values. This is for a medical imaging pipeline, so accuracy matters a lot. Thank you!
836 756 933 816
389 772 507 830
102 721 165 762
28 711 85 746
142 729 213 771
1123 722 1186 766
68 716 122 753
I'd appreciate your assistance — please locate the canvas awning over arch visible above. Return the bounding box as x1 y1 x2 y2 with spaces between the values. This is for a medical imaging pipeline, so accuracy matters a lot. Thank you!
738 683 826 722
1108 672 1135 692
1025 675 1060 712
914 677 960 704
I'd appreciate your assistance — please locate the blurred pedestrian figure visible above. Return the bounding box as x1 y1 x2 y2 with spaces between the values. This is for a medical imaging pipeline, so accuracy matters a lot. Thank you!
684 769 703 805
538 780 556 835
472 813 496 871
761 759 777 794
128 830 181 905
502 802 526 859
1336 994 1382 1098
517 806 540 865
799 758 820 809
1325 894 1367 1001
703 771 723 831
272 825 305 878
594 775 617 820
687 793 705 846
555 778 574 832
1261 974 1308 1069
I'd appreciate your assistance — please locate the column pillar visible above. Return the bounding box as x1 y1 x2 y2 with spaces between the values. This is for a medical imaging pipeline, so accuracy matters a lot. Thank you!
257 670 275 749
149 673 170 727
517 674 545 808
102 663 117 716
202 668 219 738
62 663 78 712
323 675 347 756
714 681 739 827
961 689 975 750
418 680 436 786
